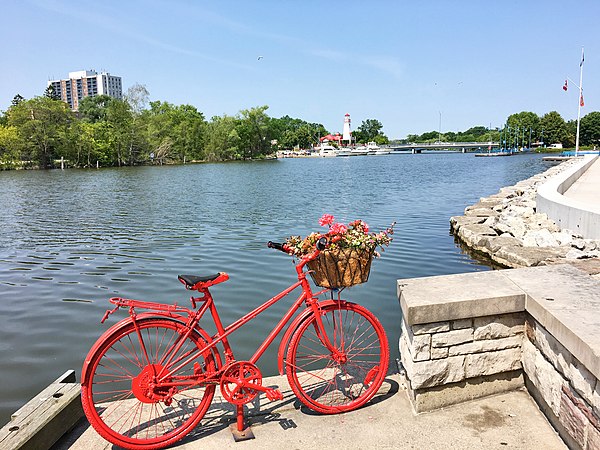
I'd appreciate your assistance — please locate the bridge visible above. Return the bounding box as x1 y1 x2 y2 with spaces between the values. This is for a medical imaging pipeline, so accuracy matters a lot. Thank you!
385 142 500 153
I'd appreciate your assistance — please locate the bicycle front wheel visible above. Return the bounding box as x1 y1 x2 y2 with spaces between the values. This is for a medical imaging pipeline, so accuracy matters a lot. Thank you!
286 301 389 414
81 318 216 450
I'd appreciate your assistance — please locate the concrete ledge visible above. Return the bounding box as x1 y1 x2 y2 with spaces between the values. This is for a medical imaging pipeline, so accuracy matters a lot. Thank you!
0 370 83 450
502 264 600 380
537 154 600 238
398 270 526 325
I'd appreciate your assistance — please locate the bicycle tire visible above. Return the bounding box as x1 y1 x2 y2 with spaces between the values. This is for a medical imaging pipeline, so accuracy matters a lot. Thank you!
81 318 216 449
286 301 389 414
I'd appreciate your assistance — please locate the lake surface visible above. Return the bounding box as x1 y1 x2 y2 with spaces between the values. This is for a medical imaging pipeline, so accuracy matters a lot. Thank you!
0 152 556 424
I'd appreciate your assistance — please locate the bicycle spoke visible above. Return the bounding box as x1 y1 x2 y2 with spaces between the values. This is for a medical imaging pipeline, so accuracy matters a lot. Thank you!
287 302 388 414
82 318 216 448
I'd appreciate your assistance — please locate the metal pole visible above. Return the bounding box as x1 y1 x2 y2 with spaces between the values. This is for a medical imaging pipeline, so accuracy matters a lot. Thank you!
575 47 584 157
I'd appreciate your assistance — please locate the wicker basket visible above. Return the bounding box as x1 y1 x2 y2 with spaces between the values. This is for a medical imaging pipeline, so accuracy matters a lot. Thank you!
307 247 374 288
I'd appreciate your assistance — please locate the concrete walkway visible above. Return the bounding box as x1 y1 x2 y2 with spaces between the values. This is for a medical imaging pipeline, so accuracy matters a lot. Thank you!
52 374 565 450
564 155 600 203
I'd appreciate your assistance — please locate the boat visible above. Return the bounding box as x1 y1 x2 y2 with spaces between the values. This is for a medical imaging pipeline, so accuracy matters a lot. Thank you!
366 142 390 155
337 147 353 157
318 143 338 157
350 145 369 156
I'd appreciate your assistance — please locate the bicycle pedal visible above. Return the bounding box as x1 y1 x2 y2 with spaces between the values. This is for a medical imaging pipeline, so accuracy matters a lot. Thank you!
265 388 283 401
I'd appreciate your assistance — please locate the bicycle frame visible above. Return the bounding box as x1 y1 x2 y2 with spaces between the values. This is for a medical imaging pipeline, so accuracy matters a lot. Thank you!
85 246 337 389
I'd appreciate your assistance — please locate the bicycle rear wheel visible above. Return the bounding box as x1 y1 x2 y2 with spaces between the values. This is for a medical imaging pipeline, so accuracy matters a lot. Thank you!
286 301 389 414
81 318 216 450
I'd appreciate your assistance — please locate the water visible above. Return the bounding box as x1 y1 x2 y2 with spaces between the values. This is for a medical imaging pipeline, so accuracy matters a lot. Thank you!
0 152 554 425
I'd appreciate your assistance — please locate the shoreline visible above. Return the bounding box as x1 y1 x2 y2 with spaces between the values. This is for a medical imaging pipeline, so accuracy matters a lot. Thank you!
450 158 600 271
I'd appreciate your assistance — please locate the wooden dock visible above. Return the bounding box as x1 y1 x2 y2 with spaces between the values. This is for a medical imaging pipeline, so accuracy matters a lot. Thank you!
0 370 83 450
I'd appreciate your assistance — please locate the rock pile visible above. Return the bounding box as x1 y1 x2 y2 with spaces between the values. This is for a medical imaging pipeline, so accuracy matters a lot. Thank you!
451 159 600 268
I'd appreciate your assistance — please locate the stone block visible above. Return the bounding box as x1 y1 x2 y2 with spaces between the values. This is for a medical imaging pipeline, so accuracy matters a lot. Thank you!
588 423 600 450
529 320 572 379
559 389 588 449
431 347 449 359
457 224 498 247
568 359 597 406
401 321 431 362
401 336 466 389
474 313 524 340
452 318 472 330
522 339 565 416
464 347 522 378
411 321 450 335
431 328 474 348
448 336 522 357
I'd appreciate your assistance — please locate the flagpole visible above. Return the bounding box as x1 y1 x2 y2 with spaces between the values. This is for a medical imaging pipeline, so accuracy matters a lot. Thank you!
575 46 584 157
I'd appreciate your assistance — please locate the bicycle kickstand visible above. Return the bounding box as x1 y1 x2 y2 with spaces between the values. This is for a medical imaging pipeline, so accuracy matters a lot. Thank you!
231 405 255 442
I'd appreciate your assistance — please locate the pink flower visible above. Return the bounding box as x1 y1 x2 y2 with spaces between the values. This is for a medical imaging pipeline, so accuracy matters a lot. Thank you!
318 214 335 227
362 221 369 233
330 222 347 234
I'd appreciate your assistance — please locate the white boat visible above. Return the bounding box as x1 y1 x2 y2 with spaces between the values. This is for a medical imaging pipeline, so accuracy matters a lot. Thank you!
318 144 338 157
337 148 353 157
350 145 369 156
366 142 390 155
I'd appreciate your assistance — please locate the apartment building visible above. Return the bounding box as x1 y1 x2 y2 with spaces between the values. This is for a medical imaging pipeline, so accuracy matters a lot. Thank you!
47 70 122 111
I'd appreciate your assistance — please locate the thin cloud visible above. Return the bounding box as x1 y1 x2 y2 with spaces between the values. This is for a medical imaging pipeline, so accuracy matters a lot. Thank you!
27 0 255 71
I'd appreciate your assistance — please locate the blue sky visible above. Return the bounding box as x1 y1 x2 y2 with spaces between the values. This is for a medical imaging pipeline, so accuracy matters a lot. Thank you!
1 0 598 139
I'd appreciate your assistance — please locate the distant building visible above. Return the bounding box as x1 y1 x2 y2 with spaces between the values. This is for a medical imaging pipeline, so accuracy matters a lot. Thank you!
47 70 122 111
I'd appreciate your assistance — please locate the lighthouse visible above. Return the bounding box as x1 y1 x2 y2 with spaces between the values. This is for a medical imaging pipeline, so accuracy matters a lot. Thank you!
342 113 352 144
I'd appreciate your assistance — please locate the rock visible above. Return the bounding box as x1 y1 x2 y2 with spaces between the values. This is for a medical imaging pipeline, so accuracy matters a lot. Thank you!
464 208 499 218
482 235 522 253
566 249 586 260
553 231 574 246
522 229 559 247
449 215 484 232
504 204 535 219
494 216 527 239
464 348 522 378
458 224 498 247
494 245 570 267
572 239 586 250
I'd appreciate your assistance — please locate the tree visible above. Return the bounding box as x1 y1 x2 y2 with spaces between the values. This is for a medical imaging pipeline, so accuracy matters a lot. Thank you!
205 114 241 161
237 106 270 158
7 96 74 168
0 125 19 165
78 95 114 123
44 85 60 100
356 119 384 143
11 94 25 107
580 112 600 147
506 111 540 147
539 111 568 147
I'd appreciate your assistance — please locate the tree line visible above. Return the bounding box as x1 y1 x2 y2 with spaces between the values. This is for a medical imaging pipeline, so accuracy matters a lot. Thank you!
402 110 600 149
0 86 390 169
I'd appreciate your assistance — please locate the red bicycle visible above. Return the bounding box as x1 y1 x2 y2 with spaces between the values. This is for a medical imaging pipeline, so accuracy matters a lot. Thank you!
80 237 389 449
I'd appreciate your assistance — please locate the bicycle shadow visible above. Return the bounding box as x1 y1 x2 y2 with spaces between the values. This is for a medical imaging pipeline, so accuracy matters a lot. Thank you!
178 375 400 446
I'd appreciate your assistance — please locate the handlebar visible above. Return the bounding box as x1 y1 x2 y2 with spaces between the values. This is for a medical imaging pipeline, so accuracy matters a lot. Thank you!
267 236 328 255
267 241 292 254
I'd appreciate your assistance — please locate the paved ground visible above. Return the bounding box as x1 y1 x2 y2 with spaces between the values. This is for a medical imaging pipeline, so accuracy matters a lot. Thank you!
563 155 600 204
53 374 566 450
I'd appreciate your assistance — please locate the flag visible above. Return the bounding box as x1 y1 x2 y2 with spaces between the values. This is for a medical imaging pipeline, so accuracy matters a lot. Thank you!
580 94 584 107
563 79 568 91
580 50 585 67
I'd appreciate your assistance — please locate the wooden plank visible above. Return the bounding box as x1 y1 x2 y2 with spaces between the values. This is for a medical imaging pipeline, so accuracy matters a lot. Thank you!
0 371 84 450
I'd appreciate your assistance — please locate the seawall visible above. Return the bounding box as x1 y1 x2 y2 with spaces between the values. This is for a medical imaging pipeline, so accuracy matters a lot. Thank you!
450 155 600 269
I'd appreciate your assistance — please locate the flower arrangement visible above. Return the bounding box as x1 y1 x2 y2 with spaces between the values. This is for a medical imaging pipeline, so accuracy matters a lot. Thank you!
285 214 395 258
